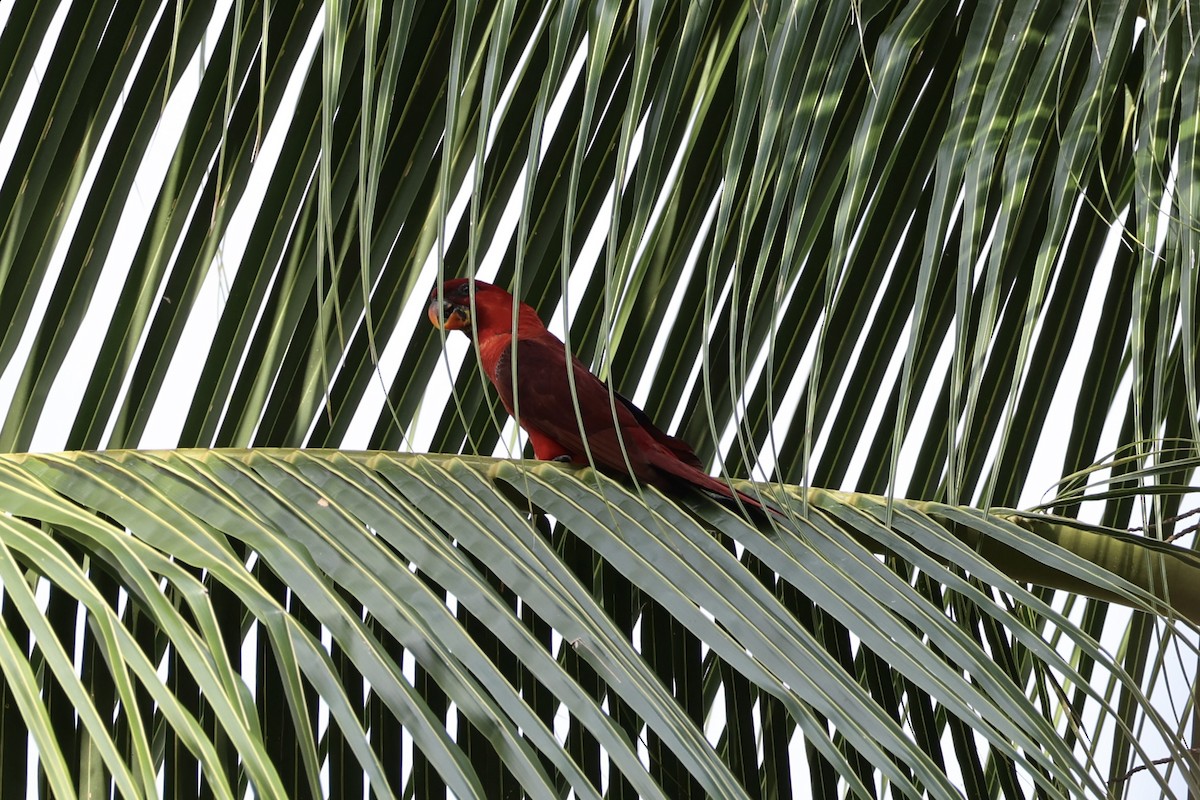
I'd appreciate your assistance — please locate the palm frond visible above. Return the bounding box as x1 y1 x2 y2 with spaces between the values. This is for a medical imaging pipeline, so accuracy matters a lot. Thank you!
0 449 1192 797
1 0 1197 797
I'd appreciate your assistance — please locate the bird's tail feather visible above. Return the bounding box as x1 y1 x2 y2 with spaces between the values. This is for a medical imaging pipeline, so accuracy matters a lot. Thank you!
653 459 786 520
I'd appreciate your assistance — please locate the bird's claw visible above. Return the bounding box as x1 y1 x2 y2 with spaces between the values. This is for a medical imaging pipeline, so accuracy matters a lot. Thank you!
551 454 573 463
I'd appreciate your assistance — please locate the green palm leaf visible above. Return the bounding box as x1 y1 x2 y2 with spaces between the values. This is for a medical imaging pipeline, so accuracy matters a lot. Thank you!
0 450 1193 797
0 0 1197 796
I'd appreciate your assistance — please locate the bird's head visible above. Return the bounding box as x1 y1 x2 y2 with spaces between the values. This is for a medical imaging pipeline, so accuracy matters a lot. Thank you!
428 278 530 337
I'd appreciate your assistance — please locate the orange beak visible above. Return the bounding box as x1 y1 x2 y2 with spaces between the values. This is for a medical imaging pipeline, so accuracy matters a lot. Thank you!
428 300 470 331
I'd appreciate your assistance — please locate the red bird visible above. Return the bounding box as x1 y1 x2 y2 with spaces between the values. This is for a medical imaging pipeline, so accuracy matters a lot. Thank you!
428 278 771 514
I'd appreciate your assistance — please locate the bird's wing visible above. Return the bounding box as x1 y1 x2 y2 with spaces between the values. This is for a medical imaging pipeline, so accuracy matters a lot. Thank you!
493 334 771 514
611 389 705 470
492 336 669 478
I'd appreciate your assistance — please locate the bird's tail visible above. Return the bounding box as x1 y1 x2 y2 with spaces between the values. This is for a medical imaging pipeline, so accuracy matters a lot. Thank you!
653 458 787 521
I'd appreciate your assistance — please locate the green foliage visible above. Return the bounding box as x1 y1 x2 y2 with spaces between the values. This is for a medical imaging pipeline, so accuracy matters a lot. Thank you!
0 0 1196 797
0 450 1192 798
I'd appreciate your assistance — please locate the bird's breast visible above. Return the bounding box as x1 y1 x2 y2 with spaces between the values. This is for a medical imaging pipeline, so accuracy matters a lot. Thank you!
477 334 513 375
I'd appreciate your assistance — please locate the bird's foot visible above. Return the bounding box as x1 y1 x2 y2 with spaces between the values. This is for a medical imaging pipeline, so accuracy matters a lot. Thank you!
550 454 573 463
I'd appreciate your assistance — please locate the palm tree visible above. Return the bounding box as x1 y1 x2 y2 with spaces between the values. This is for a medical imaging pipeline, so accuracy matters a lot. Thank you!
0 0 1197 797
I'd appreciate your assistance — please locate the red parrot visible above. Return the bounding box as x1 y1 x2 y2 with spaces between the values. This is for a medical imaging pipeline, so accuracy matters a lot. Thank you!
428 278 772 515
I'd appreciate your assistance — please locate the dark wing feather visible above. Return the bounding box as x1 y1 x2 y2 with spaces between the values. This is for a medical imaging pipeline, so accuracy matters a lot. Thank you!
612 390 705 469
492 336 673 483
492 335 772 514
494 337 701 469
